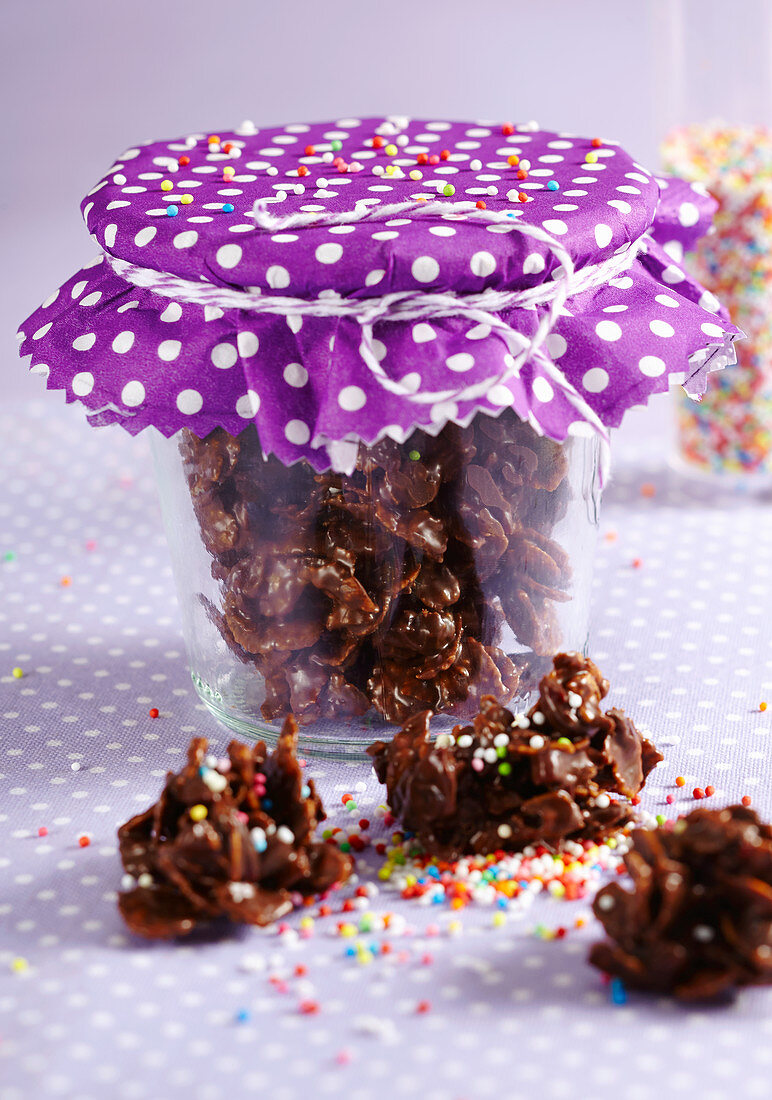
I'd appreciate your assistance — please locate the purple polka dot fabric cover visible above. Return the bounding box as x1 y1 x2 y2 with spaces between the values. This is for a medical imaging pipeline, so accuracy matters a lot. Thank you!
17 117 740 469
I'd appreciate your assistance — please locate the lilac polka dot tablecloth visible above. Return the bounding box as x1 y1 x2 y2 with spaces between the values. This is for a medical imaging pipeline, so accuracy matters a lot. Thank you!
3 397 772 1100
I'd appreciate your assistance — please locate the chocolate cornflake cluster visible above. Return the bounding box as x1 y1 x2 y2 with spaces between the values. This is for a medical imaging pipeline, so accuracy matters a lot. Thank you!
180 409 573 725
117 717 350 938
590 804 772 1000
367 652 662 858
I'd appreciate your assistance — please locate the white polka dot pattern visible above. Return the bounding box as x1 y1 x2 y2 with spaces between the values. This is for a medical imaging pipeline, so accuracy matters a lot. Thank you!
2 401 772 1100
17 118 740 476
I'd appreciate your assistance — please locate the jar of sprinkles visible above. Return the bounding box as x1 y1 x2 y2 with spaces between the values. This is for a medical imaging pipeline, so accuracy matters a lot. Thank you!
17 116 739 755
663 124 772 479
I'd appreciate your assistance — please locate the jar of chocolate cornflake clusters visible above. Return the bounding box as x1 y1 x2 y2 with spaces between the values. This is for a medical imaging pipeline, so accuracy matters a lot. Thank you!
151 411 600 747
18 116 739 755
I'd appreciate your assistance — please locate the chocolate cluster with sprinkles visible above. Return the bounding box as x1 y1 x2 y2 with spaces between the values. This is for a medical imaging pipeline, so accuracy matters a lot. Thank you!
182 408 571 725
591 804 772 1001
117 717 351 938
367 652 662 858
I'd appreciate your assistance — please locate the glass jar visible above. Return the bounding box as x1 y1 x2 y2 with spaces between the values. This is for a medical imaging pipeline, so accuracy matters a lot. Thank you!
654 0 772 482
151 409 601 757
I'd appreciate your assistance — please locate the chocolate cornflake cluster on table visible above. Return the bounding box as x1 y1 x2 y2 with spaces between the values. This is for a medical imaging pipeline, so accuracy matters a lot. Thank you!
180 409 573 725
117 717 350 938
367 652 662 858
590 804 772 1001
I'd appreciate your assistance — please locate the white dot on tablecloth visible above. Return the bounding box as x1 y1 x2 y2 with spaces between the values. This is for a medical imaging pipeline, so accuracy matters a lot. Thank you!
235 391 260 418
112 331 135 354
488 384 514 407
701 322 723 338
594 223 613 248
216 243 242 269
338 385 367 411
400 371 421 394
595 320 622 342
532 376 553 402
412 323 436 343
446 353 474 372
71 372 94 397
365 269 385 285
430 399 458 423
639 355 666 377
283 362 308 388
285 419 311 445
411 256 440 283
33 322 52 340
582 367 609 393
173 230 198 250
466 324 491 340
429 226 456 237
134 226 157 247
663 239 684 262
678 202 700 227
237 332 259 357
315 242 343 264
79 291 102 307
546 333 567 359
120 381 145 408
542 219 568 235
104 223 117 248
650 319 675 338
72 333 96 352
523 253 545 275
470 251 496 277
176 389 203 415
160 302 182 323
266 265 291 289
700 290 721 313
211 342 238 369
661 264 685 285
157 340 181 362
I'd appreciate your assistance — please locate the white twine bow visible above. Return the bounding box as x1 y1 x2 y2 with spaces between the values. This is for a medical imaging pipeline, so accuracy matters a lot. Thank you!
106 200 647 482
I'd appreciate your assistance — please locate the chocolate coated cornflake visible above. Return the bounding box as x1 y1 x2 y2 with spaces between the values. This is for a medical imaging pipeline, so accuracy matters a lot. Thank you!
181 409 574 725
367 652 661 859
117 718 351 938
590 804 772 1001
